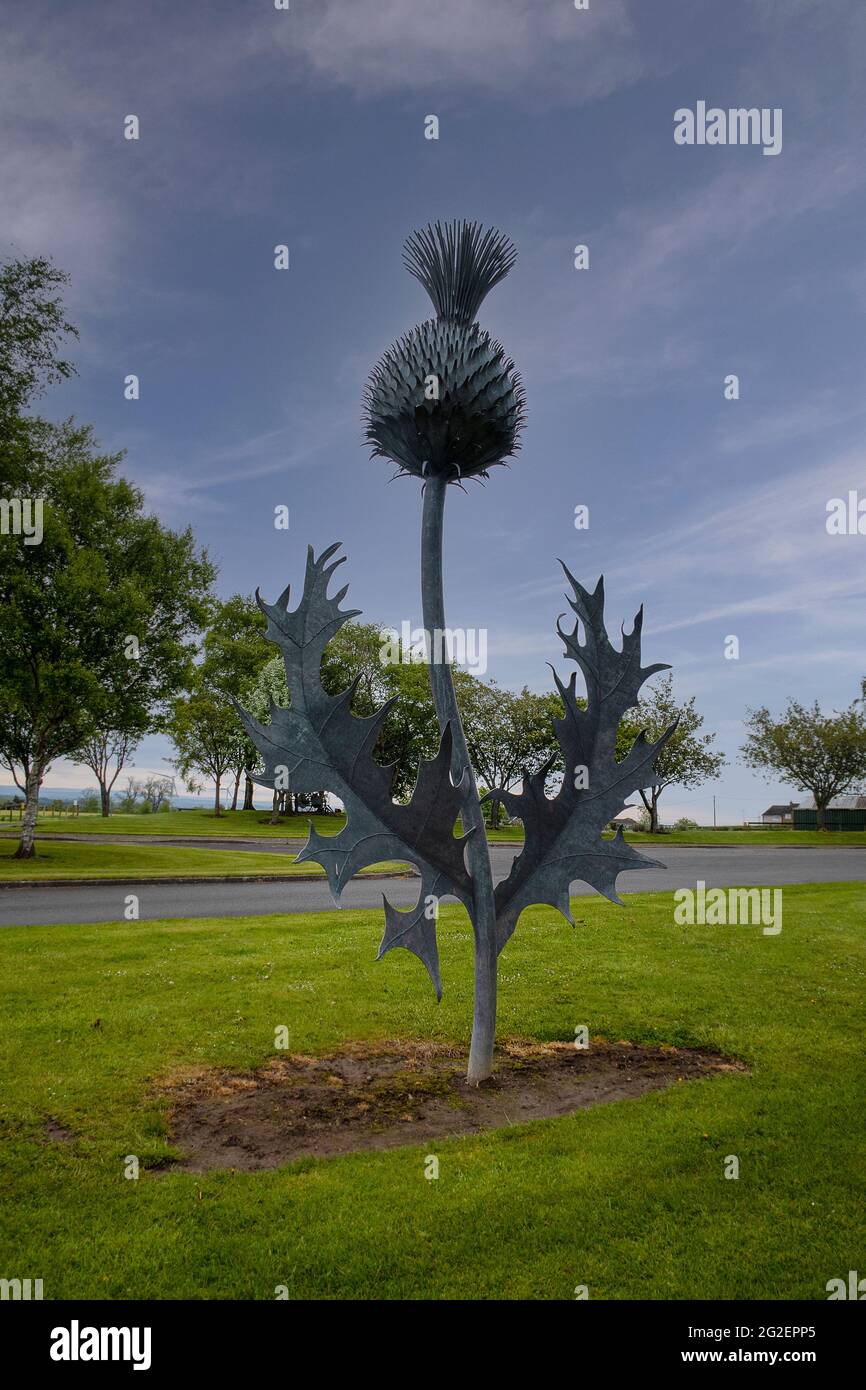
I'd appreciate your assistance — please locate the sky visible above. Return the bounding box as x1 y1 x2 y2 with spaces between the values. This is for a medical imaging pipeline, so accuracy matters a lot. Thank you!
3 0 865 822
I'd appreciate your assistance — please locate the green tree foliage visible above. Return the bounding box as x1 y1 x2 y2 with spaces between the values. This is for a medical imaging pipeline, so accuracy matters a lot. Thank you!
245 626 564 824
200 593 270 809
0 255 78 420
460 681 562 827
0 420 215 855
245 622 448 804
616 673 724 833
742 697 866 831
164 683 245 817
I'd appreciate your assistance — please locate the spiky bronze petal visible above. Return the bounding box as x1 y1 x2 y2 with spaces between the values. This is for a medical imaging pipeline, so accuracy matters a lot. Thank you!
402 221 517 325
364 219 526 481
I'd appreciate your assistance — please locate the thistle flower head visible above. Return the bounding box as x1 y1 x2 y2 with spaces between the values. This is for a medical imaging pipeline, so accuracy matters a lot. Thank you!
364 219 526 482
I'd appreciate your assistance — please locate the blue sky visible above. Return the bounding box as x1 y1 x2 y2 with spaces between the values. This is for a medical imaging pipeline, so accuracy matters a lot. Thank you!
4 0 866 821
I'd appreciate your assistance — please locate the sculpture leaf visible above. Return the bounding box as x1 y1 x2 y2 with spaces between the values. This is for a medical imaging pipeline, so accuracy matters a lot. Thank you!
235 543 473 998
488 565 676 953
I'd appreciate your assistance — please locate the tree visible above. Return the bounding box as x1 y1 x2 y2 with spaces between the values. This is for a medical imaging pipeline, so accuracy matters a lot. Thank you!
461 681 562 827
742 697 866 830
244 625 490 807
617 673 724 832
0 255 78 420
165 685 245 816
246 627 566 824
379 659 456 800
0 419 215 856
73 730 138 816
200 594 269 810
139 774 176 813
114 776 141 814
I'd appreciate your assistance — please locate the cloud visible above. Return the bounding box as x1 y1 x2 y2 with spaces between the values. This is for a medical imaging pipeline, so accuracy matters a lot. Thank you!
506 448 866 666
507 138 866 390
118 407 357 528
717 392 866 455
0 99 124 299
277 0 649 103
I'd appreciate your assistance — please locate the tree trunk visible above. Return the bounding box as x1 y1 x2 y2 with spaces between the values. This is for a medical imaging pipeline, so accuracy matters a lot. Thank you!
99 781 111 817
650 791 660 834
422 475 498 1084
14 765 43 859
213 776 221 817
268 790 281 825
816 801 827 832
489 796 501 830
243 775 255 811
230 768 241 811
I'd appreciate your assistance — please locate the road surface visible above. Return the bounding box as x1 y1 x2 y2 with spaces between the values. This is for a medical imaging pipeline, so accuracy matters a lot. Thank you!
1 846 863 926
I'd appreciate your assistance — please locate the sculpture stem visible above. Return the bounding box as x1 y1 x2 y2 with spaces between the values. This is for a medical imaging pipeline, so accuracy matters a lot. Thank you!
420 474 498 1084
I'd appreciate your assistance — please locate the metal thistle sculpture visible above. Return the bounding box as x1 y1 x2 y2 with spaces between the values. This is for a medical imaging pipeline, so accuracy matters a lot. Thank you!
239 220 675 1084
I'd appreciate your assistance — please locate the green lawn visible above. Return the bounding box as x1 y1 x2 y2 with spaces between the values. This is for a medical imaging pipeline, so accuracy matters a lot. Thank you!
0 840 407 880
489 825 866 847
1 808 863 847
623 828 866 847
1 883 863 1299
0 809 341 839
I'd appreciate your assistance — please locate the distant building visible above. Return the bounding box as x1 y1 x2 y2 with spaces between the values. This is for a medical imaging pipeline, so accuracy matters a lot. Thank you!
793 793 866 831
761 803 798 824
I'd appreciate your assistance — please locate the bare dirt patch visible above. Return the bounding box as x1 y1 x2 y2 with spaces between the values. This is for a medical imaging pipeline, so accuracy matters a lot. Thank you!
164 1038 745 1172
43 1118 75 1143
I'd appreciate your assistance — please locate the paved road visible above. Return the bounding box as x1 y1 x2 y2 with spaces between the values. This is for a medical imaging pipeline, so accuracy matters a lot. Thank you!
1 846 863 927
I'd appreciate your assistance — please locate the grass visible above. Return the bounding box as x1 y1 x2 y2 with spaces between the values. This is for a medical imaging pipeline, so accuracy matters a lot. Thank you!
1 808 863 847
489 825 866 847
1 883 863 1299
0 840 407 881
0 809 341 839
624 828 866 847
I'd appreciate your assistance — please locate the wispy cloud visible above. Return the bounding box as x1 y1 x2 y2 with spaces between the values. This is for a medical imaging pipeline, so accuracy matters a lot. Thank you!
126 414 355 525
275 0 651 102
716 392 866 454
506 140 866 390
506 449 866 660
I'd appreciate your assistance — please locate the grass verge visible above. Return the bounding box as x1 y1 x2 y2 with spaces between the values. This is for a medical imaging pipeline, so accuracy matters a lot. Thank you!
0 883 863 1298
0 840 406 881
2 809 863 848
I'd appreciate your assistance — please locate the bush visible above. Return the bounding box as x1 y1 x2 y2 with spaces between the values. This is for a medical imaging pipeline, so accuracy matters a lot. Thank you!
673 817 699 831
